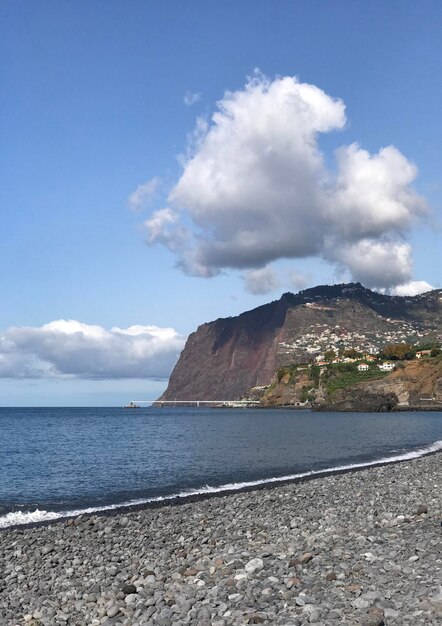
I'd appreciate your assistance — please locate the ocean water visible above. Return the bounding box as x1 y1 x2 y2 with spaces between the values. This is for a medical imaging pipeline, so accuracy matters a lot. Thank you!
0 407 441 528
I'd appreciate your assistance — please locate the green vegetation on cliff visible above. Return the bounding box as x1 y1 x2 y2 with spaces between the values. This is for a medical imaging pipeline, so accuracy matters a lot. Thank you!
275 361 388 397
260 357 442 410
322 363 388 395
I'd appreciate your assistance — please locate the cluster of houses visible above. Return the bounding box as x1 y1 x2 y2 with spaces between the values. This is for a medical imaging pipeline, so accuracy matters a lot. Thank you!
275 309 442 378
313 353 396 371
277 319 432 365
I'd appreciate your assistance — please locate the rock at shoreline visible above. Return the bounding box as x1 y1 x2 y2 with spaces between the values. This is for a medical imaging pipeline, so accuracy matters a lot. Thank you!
316 390 399 412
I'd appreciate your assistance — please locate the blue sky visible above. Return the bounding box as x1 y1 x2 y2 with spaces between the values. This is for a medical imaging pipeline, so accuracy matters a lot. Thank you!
1 1 441 405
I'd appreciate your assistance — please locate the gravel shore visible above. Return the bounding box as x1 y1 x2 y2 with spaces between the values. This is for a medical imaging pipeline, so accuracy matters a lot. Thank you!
1 453 441 626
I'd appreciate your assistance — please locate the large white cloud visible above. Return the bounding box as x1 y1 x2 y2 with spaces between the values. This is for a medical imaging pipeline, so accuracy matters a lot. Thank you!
0 320 185 380
167 74 346 272
141 73 430 291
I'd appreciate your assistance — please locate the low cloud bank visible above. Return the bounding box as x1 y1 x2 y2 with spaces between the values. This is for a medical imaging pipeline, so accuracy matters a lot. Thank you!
390 280 434 297
141 73 431 295
0 320 185 380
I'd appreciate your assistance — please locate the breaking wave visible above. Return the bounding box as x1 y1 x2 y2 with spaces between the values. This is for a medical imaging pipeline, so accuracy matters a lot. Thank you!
1 439 441 530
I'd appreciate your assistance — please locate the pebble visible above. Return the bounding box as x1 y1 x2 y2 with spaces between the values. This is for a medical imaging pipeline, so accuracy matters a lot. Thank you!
298 552 313 565
0 452 440 625
245 558 264 575
106 605 120 618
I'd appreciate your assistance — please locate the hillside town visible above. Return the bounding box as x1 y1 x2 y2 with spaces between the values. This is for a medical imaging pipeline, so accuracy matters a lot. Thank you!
277 318 440 367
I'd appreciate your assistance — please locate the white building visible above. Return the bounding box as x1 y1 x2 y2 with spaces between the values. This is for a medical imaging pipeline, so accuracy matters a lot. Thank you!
378 362 395 372
357 363 369 371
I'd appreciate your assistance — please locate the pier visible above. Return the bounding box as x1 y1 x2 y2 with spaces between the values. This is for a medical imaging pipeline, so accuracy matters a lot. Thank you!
128 400 261 408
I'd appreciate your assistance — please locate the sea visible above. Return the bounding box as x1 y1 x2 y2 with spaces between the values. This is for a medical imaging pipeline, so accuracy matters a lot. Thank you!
0 407 441 529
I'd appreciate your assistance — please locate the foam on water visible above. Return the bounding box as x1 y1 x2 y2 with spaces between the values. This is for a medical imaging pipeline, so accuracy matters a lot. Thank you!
1 439 441 530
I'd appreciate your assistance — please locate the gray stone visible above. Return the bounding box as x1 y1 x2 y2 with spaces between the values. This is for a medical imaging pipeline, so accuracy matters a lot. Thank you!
106 605 121 618
245 558 264 575
298 552 314 565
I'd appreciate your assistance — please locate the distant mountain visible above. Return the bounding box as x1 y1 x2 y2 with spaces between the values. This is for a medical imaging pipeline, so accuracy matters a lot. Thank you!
159 283 442 401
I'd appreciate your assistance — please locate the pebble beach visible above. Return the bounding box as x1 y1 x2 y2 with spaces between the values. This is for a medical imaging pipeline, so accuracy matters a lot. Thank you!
1 452 441 626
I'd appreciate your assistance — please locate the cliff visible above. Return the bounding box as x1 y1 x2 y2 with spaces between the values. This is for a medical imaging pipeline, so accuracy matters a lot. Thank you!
160 283 442 401
159 294 293 400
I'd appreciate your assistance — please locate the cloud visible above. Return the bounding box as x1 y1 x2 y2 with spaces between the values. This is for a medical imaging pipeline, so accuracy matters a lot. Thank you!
143 207 191 257
144 72 430 290
288 269 309 291
243 267 280 295
391 280 434 296
331 144 425 240
184 90 201 106
144 207 179 244
127 177 160 212
168 73 345 273
330 239 413 289
0 320 185 380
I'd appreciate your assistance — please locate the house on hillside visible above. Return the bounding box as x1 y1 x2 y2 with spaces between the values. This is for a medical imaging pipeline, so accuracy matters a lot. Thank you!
357 363 369 371
416 350 432 359
378 362 395 372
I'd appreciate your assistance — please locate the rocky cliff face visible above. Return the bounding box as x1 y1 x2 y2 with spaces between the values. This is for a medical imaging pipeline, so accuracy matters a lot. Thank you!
160 294 293 400
160 283 442 401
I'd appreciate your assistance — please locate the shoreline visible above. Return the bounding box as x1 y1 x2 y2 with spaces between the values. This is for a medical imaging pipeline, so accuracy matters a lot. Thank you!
1 452 441 625
2 439 442 532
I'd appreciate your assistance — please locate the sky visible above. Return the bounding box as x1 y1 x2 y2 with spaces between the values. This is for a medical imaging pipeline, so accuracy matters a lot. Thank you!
1 0 441 405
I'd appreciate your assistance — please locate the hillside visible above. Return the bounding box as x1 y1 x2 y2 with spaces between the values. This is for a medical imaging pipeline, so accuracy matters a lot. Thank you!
159 283 442 401
260 358 442 411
